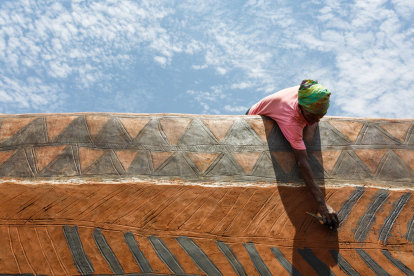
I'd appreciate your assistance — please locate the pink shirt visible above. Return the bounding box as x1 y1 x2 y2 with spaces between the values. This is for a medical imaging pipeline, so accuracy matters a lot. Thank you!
248 85 310 150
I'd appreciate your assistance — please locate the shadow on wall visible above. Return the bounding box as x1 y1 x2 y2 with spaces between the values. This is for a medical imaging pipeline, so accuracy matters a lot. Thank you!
262 115 339 275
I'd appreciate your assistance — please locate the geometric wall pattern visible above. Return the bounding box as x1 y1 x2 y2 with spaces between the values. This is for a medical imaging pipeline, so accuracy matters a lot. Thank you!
0 183 413 275
0 114 412 185
0 113 413 275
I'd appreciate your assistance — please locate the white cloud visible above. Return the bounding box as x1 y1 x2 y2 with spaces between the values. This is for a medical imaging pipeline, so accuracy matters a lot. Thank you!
0 76 65 112
0 0 186 112
224 105 247 113
192 64 208 70
0 0 411 117
154 56 167 67
231 82 253 89
187 85 226 114
216 67 227 75
392 0 414 18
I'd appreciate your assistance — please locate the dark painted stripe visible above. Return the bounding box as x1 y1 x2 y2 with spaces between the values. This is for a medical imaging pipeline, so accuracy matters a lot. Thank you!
148 235 185 274
381 250 414 276
93 228 124 274
0 273 35 276
337 187 365 226
329 250 360 276
243 242 272 276
0 274 206 276
297 247 336 276
176 236 222 276
271 247 302 276
216 241 247 276
379 192 411 244
354 189 389 242
70 274 205 276
407 214 414 243
355 249 390 276
124 232 153 273
62 225 95 275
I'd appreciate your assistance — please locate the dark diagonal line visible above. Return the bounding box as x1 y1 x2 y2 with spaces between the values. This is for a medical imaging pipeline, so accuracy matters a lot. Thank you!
148 235 185 274
93 228 124 274
216 241 247 276
271 247 302 276
381 250 414 276
62 225 94 275
243 242 272 276
356 249 390 276
379 192 411 244
124 232 153 273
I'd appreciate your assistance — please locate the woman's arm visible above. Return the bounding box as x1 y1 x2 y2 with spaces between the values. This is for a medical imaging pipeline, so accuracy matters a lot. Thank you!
292 148 339 229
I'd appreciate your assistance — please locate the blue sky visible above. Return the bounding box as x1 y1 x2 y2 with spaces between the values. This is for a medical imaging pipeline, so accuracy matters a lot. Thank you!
0 0 413 118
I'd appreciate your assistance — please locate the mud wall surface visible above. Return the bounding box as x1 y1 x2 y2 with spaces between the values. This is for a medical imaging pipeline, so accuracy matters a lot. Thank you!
0 113 412 185
0 113 413 276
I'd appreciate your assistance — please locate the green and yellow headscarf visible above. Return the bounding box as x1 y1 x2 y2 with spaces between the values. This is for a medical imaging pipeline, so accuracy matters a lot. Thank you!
298 79 331 114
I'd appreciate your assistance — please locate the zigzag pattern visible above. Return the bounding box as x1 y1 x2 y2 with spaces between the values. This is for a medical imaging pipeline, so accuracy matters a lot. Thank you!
0 183 412 275
0 114 412 183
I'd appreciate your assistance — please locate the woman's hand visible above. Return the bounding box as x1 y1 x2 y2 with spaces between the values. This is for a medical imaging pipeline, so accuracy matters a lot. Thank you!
317 202 339 229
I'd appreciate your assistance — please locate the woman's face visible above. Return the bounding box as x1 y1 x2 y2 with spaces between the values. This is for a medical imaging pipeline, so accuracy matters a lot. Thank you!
300 105 326 124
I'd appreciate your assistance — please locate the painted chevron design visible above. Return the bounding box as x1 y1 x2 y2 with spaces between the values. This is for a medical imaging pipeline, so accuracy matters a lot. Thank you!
0 114 412 184
0 183 411 275
0 114 413 275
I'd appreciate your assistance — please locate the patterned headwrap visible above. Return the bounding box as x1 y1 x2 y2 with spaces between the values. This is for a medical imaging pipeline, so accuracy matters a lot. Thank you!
298 79 331 114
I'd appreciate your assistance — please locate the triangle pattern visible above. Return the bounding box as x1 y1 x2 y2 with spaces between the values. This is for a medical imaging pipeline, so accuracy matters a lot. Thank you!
271 151 296 174
317 121 350 146
328 120 363 143
151 152 174 170
78 148 106 172
0 151 15 167
53 116 91 144
354 149 387 174
155 154 197 176
203 118 236 142
379 123 411 142
160 118 192 145
303 124 318 144
377 152 412 180
222 119 263 146
2 117 47 146
409 134 414 145
187 152 218 173
46 115 77 142
93 118 128 145
310 150 341 174
232 152 262 174
394 150 414 172
115 150 139 171
245 118 272 142
305 156 325 180
334 152 370 180
128 151 151 175
84 153 119 175
206 154 240 176
267 123 292 150
86 115 110 138
133 119 168 146
0 117 35 142
250 153 278 178
0 149 33 177
179 120 217 145
38 146 78 177
119 117 151 140
361 125 400 145
35 146 66 172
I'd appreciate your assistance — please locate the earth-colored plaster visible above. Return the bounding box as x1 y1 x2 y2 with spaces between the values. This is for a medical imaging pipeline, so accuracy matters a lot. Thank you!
0 113 412 275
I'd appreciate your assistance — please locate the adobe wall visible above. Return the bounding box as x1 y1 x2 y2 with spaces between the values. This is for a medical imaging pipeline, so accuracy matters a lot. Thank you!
0 113 412 275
